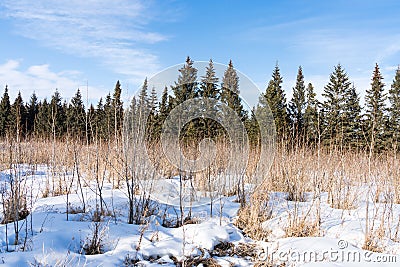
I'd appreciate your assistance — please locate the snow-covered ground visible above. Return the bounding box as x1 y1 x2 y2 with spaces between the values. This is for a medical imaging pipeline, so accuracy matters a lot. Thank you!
0 165 399 266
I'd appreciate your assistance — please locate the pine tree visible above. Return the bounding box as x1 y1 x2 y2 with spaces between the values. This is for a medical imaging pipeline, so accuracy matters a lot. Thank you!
94 98 107 140
26 92 39 135
152 86 170 140
343 84 362 148
170 57 199 142
159 86 169 121
246 107 261 145
35 99 51 137
388 66 400 151
112 80 124 141
221 60 246 122
138 78 149 111
172 56 198 107
200 59 219 99
365 63 387 153
303 83 319 145
10 91 27 138
50 90 66 137
0 85 11 137
67 88 86 138
199 59 220 139
150 86 159 136
288 66 306 142
104 93 113 138
260 63 288 139
322 64 351 147
136 78 154 141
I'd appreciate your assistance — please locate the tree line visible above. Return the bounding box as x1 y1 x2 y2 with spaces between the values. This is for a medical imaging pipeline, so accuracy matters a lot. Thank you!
260 62 400 153
0 81 123 142
0 56 399 153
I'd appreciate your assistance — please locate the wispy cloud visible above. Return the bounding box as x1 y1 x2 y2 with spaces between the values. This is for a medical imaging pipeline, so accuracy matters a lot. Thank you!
0 59 105 102
1 0 167 80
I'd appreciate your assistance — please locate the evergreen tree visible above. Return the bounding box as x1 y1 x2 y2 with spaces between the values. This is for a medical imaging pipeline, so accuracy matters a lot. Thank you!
388 66 400 151
138 78 149 110
246 107 261 145
0 85 11 137
94 98 107 140
199 59 220 139
154 86 170 139
87 104 96 142
288 66 306 142
304 83 319 145
172 56 198 107
136 78 153 140
10 91 27 138
35 99 51 137
104 93 113 139
67 88 86 138
221 60 246 121
343 84 363 148
170 56 199 142
365 63 387 152
321 64 351 147
159 86 169 121
260 63 288 139
26 92 39 135
200 59 219 99
112 80 124 140
148 86 159 140
50 90 66 137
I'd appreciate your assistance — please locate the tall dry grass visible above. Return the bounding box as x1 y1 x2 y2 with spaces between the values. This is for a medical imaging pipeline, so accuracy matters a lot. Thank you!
1 137 400 251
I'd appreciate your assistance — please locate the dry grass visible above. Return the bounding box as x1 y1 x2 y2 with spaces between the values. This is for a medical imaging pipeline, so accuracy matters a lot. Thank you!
285 219 320 238
1 138 400 252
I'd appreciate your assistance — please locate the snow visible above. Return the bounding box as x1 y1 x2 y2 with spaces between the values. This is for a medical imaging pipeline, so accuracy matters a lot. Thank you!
0 165 398 266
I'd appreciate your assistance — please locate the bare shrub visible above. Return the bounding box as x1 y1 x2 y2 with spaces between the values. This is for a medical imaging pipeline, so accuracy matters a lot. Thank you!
81 222 108 255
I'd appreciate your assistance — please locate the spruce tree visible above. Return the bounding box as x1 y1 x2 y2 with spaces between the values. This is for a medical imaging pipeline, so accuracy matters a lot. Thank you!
304 83 319 145
260 63 288 139
172 56 198 107
154 86 170 140
50 90 66 137
148 86 159 140
200 59 219 99
246 107 261 145
104 93 113 138
26 92 39 135
288 66 306 142
198 59 220 139
10 91 27 138
159 86 169 121
35 99 51 137
365 63 387 152
322 64 351 147
171 56 199 142
112 80 124 140
94 98 107 140
221 60 246 121
67 88 86 138
388 66 400 151
0 86 11 137
343 84 362 148
138 78 149 111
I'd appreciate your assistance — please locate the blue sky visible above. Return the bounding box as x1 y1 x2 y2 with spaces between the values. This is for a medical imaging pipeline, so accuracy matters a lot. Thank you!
0 0 399 107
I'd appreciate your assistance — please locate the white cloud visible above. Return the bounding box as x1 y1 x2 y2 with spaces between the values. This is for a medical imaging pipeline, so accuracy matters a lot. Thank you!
0 59 106 104
1 0 166 80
